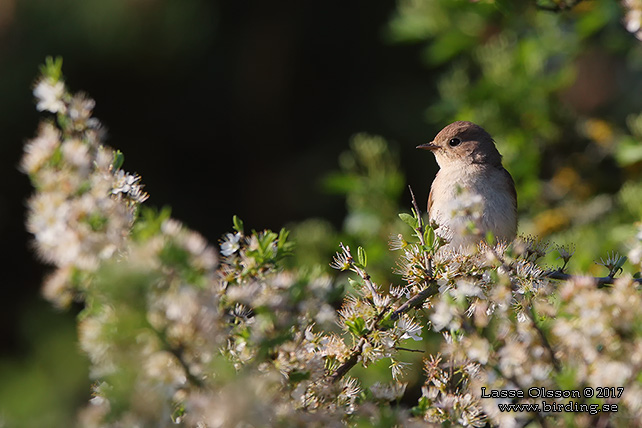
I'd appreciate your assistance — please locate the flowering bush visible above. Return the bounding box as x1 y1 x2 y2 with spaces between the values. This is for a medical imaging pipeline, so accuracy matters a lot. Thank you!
22 58 642 427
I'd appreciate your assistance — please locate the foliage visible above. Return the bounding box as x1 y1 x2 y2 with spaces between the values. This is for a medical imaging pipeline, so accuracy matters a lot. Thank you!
18 50 642 427
288 132 406 283
388 0 642 275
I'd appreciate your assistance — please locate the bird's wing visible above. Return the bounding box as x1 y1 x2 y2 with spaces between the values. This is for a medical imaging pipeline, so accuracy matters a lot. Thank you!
502 167 518 210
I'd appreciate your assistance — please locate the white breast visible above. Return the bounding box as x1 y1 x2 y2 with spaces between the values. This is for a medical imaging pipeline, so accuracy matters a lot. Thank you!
429 164 516 250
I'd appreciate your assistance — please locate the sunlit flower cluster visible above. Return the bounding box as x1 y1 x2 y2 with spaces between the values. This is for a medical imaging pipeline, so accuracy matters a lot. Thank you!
23 70 148 307
417 355 486 427
550 277 642 416
23 62 642 427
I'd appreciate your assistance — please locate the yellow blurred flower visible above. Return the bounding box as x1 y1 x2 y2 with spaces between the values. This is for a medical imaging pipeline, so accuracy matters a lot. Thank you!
534 208 570 236
584 118 614 148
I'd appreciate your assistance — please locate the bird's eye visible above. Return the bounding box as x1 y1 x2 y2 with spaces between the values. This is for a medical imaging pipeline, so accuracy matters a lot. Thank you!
449 138 461 147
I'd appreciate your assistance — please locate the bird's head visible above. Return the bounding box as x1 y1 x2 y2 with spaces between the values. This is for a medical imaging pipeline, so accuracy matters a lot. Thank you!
417 121 503 168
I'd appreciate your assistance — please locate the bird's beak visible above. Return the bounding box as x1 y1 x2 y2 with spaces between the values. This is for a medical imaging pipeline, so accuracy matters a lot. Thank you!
416 141 437 150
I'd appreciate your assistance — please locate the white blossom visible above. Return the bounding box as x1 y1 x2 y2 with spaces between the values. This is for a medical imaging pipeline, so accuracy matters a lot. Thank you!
220 232 242 256
33 78 66 113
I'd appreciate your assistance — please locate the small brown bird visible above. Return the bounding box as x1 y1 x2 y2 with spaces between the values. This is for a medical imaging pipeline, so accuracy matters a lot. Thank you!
417 121 517 250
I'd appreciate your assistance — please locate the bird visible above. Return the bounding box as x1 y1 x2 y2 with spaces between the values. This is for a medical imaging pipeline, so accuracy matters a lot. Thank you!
417 121 517 251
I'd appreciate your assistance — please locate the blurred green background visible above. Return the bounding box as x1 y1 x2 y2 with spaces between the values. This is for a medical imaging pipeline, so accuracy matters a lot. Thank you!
3 0 642 425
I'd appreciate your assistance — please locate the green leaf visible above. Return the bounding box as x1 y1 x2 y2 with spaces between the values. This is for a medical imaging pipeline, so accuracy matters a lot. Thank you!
357 246 367 268
86 212 108 232
112 150 124 171
171 405 186 424
346 317 367 336
425 226 435 248
347 278 361 290
614 256 628 274
411 396 429 417
255 231 278 262
276 227 294 259
288 370 311 384
232 215 244 234
323 173 360 195
49 146 63 168
554 366 577 391
399 213 418 229
39 56 63 82
615 136 642 166
485 230 496 246
378 311 394 330
131 206 172 241
56 113 70 132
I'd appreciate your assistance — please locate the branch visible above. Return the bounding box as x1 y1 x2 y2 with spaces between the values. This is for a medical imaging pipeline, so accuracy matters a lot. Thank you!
330 283 436 383
331 191 440 383
391 286 437 320
527 305 561 373
166 342 205 389
544 270 642 287
395 346 424 353
157 318 205 388
330 337 366 382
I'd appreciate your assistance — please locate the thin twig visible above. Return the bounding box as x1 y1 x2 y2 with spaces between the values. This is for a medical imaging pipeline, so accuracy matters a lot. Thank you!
330 337 366 382
157 326 205 388
409 185 426 247
331 190 439 382
482 240 563 375
167 343 205 389
330 303 393 383
527 305 561 373
330 283 436 383
332 190 438 383
391 286 437 320
395 346 424 353
409 185 433 278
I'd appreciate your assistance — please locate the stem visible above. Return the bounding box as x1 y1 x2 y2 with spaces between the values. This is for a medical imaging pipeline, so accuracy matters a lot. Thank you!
395 346 424 353
155 330 205 389
340 242 379 297
527 305 561 373
409 185 433 278
331 190 439 383
391 286 437 321
331 284 436 383
330 337 366 382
